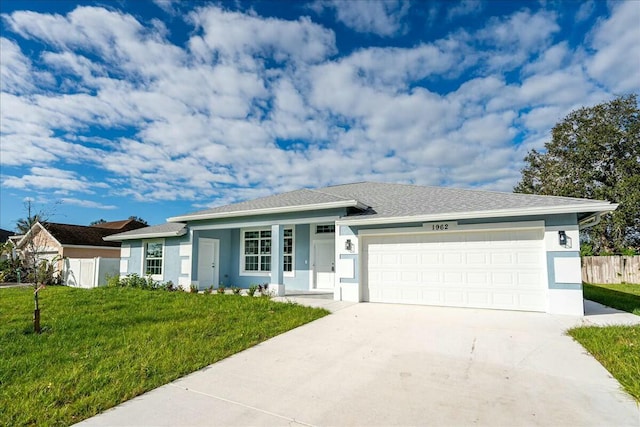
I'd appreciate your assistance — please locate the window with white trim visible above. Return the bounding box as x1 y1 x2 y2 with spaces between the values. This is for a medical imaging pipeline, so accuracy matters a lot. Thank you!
242 228 294 274
315 224 335 234
144 240 163 277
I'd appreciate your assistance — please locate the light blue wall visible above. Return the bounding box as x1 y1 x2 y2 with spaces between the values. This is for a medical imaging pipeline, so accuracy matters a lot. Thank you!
124 241 143 276
209 223 311 289
193 229 232 285
163 237 183 285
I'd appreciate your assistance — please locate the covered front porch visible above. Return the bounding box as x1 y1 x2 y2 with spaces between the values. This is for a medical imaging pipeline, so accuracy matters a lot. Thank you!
183 222 337 296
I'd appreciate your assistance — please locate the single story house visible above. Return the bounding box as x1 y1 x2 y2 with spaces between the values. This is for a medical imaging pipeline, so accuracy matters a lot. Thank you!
15 219 147 286
105 182 616 316
15 219 147 261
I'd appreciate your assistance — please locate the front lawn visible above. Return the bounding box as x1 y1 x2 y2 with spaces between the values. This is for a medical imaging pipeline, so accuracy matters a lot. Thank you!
583 282 640 315
0 286 329 426
568 282 640 402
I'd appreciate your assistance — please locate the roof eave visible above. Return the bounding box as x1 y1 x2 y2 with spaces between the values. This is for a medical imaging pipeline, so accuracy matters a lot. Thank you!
167 200 364 223
104 229 188 242
336 203 619 227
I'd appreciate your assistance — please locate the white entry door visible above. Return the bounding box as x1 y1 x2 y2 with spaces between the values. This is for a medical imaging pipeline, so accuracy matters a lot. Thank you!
197 238 219 290
313 240 335 289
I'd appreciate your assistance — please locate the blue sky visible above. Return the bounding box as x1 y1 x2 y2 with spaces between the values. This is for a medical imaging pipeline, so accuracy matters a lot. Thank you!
1 0 638 231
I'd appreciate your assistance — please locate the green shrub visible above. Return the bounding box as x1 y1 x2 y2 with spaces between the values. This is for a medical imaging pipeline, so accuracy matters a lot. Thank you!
247 284 258 297
105 274 121 288
232 286 241 295
217 283 225 294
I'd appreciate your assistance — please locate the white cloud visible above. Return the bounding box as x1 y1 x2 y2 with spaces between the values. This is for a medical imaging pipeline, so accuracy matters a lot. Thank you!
187 6 336 66
0 3 634 213
586 1 640 93
575 0 595 22
447 0 483 20
314 0 410 37
522 42 570 76
60 198 117 210
2 167 97 193
152 0 178 15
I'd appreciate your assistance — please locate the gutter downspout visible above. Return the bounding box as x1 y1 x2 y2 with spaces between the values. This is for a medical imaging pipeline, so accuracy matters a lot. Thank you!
579 213 602 230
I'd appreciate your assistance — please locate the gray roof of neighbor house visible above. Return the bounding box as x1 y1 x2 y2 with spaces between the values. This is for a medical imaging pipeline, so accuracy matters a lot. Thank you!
106 182 617 240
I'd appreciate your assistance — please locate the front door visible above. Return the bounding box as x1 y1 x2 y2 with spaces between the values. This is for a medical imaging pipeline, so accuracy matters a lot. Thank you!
197 238 219 290
313 240 335 289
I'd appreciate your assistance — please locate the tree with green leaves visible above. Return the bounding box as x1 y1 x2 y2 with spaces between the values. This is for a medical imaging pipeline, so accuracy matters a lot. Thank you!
16 200 47 233
514 94 640 255
128 216 148 225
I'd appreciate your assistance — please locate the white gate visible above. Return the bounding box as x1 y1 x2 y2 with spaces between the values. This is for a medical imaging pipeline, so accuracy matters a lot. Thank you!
64 257 119 288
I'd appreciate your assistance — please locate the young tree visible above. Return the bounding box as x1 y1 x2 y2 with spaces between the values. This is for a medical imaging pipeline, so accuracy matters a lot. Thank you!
15 201 59 333
514 94 640 254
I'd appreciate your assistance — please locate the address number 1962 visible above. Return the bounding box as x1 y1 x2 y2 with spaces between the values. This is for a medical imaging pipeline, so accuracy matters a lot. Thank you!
431 223 450 231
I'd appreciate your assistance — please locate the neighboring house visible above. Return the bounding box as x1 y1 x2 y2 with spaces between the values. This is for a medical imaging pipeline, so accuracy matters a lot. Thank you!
0 228 16 261
15 219 146 286
0 228 15 243
106 182 616 316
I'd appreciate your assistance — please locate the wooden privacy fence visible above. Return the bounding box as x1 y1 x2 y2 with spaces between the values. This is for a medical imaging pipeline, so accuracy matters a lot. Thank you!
582 256 640 284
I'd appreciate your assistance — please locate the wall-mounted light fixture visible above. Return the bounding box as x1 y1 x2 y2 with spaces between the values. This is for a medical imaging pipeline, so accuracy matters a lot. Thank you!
345 239 353 251
558 230 567 246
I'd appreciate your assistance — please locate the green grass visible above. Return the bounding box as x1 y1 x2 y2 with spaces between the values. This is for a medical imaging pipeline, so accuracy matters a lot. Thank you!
583 282 640 315
0 286 329 426
568 282 640 402
568 325 640 401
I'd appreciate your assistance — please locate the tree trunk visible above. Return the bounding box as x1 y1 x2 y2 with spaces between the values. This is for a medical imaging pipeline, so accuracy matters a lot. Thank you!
34 287 41 334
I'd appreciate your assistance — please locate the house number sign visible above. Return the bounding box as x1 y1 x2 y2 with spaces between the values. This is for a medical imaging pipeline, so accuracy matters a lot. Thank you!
423 221 457 231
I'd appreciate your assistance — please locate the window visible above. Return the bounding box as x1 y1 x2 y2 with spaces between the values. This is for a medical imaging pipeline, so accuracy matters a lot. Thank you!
145 241 163 277
242 228 294 274
316 224 335 234
284 229 293 272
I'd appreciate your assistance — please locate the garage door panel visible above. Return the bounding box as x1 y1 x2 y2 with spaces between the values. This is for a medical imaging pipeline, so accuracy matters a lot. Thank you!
364 227 546 312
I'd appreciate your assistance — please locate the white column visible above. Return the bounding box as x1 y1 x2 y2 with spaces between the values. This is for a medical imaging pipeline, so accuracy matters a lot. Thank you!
268 224 285 296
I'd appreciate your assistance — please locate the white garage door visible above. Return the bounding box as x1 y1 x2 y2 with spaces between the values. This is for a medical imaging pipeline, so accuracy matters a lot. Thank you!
363 227 547 312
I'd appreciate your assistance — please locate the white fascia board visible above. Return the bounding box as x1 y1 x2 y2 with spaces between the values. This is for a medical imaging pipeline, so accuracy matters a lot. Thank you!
189 215 341 231
336 203 618 227
103 229 187 241
16 222 61 249
167 200 364 223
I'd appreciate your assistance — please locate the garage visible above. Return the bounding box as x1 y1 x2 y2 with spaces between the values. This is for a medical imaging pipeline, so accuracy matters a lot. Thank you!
362 225 547 312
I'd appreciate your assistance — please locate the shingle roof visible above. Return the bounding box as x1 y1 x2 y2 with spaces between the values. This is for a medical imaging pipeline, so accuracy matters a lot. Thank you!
104 222 187 241
109 182 615 239
319 182 609 220
43 223 126 247
173 189 356 218
0 228 15 243
92 219 147 231
169 181 613 223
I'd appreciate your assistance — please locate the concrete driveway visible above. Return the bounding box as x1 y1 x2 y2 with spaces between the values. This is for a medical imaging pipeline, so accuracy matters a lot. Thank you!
78 300 640 426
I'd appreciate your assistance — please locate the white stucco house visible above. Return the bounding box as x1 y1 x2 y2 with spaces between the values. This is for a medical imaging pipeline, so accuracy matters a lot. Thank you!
105 182 616 316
